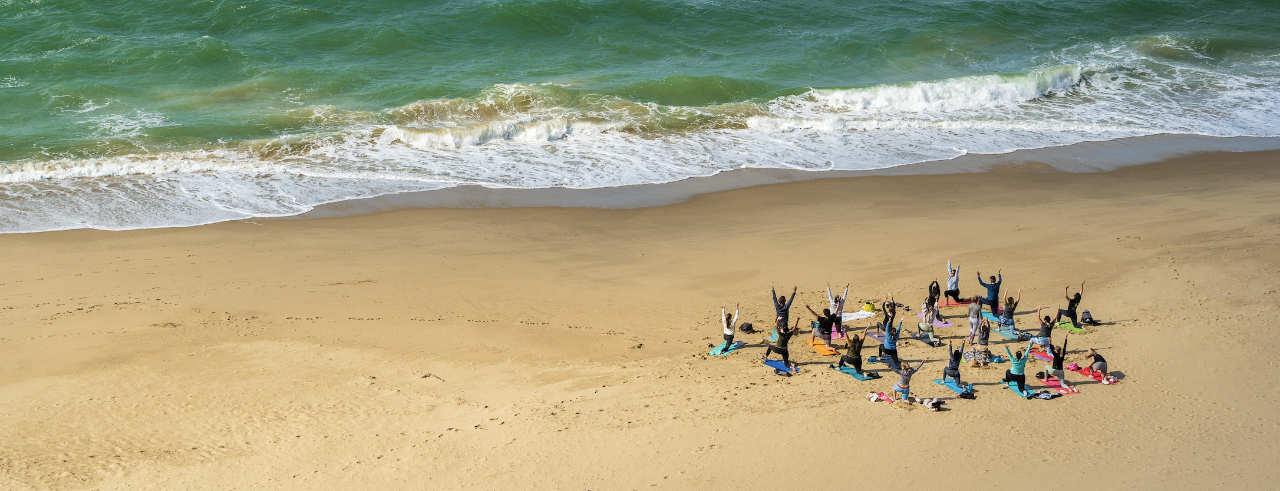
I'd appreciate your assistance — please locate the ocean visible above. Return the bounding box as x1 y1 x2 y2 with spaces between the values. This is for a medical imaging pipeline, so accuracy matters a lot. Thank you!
2 0 1278 232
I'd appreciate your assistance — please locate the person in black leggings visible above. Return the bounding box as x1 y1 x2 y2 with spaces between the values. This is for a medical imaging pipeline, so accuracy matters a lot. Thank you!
771 283 798 331
837 331 876 377
762 317 800 371
943 339 966 386
1060 281 1085 329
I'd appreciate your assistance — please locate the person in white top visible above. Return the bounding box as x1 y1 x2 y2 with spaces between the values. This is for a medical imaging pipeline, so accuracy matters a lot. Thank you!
719 303 739 354
945 259 963 304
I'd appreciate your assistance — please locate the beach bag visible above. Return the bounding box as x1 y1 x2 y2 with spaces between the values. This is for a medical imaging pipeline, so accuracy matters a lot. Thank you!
863 302 876 312
739 322 756 334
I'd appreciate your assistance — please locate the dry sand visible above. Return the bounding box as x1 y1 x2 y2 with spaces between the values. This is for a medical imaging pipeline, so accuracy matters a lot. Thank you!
2 150 1278 489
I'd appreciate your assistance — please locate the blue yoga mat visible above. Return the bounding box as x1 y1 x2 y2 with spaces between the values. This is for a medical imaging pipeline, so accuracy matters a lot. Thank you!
981 311 1002 323
1002 381 1035 398
763 359 794 373
708 341 744 356
993 326 1021 341
932 378 973 395
767 330 778 342
830 365 872 381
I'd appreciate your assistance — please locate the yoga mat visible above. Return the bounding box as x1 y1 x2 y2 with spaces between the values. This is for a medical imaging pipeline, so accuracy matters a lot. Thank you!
916 312 954 328
909 329 942 347
1057 320 1088 333
708 341 744 356
1041 376 1078 394
866 331 885 343
830 365 872 381
1002 381 1035 398
993 326 1021 341
767 330 778 343
932 379 972 395
1071 367 1118 384
867 356 888 365
1029 349 1053 362
763 359 795 374
981 311 1002 323
939 300 972 307
806 337 839 356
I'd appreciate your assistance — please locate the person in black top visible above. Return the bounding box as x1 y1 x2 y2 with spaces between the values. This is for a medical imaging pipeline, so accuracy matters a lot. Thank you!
771 283 798 330
926 279 942 319
762 317 800 372
1040 334 1074 391
943 339 966 386
805 304 838 352
1059 281 1085 329
836 330 876 377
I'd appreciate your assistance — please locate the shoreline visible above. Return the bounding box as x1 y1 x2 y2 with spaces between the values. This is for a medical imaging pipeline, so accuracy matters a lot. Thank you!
290 133 1280 220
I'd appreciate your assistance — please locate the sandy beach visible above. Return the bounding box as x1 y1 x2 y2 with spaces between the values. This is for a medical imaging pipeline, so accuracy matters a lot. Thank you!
2 149 1278 490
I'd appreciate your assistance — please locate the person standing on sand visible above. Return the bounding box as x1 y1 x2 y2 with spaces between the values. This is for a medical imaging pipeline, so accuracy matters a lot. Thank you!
827 282 849 336
771 284 797 332
719 303 739 354
976 269 1002 317
967 296 983 343
762 317 800 372
945 259 963 304
889 358 930 403
1060 281 1085 329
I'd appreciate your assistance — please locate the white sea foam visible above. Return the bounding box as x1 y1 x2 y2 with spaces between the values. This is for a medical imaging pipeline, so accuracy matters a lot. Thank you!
2 41 1279 233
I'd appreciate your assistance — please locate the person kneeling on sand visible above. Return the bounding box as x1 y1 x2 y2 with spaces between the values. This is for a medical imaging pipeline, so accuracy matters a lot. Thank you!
1000 288 1021 327
877 320 902 367
718 303 739 355
888 358 930 403
1031 305 1060 349
943 339 966 386
762 317 800 372
806 304 839 352
974 319 992 364
1083 348 1115 384
837 330 878 378
1003 341 1034 393
1039 334 1075 391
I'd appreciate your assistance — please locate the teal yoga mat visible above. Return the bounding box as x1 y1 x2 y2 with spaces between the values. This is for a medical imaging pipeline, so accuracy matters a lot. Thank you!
708 341 744 356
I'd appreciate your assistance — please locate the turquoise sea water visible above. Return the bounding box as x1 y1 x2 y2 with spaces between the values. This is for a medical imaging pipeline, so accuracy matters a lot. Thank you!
2 0 1278 231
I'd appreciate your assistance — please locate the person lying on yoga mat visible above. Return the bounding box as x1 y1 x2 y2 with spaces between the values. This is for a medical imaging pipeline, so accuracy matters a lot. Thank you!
1031 305 1062 348
827 282 849 336
1000 288 1021 327
967 297 983 343
889 358 930 403
837 330 877 378
718 303 739 355
1040 334 1074 390
762 317 800 371
945 259 962 304
805 304 838 351
943 339 966 386
976 269 1002 317
771 283 797 329
1060 281 1085 329
1003 341 1034 393
1083 348 1112 383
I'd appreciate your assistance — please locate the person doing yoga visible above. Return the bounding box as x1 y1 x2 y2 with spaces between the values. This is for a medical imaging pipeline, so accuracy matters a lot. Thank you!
976 269 1002 317
1060 281 1085 329
975 318 992 361
944 259 962 304
917 304 942 347
878 297 902 365
1031 305 1061 349
1083 348 1112 383
1000 288 1021 327
806 304 839 351
762 317 801 372
826 282 849 336
1003 341 1034 394
837 330 877 378
771 284 798 330
943 339 966 386
889 358 930 403
967 297 983 342
881 296 898 328
926 279 942 319
718 303 739 354
1041 334 1074 391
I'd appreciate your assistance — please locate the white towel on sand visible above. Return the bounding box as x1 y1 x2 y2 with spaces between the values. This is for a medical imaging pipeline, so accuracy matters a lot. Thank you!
842 311 875 322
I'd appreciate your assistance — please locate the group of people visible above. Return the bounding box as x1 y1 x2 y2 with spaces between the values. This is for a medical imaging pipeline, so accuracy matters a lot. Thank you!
718 260 1115 405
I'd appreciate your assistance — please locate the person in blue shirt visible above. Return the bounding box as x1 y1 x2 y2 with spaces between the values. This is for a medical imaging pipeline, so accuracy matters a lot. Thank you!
976 269 1002 318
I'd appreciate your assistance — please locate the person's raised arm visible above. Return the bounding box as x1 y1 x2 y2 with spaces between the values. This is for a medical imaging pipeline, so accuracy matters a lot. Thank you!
842 284 850 306
1006 345 1014 360
733 303 740 326
826 282 833 308
1065 285 1071 301
785 287 797 309
1024 340 1035 358
1080 280 1086 296
805 304 821 319
996 270 1002 284
771 284 777 309
977 271 987 287
721 304 727 329
910 359 928 375
1016 288 1022 304
1062 335 1068 355
948 259 953 276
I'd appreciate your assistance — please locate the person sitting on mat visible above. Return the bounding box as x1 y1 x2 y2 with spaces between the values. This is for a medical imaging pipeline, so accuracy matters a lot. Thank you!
976 269 1002 318
762 317 801 372
771 284 798 332
837 330 877 378
1060 281 1085 329
718 303 739 354
1083 348 1112 383
1031 305 1061 349
889 358 930 403
1003 341 1034 394
967 296 983 343
943 339 966 386
805 304 838 351
827 281 849 336
944 259 962 304
1040 334 1074 391
999 288 1021 327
